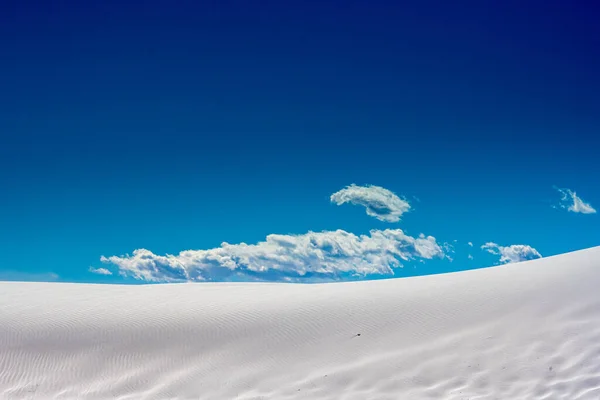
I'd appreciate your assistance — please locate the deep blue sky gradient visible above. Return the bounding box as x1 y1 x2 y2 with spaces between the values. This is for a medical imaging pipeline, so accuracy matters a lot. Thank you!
1 0 599 282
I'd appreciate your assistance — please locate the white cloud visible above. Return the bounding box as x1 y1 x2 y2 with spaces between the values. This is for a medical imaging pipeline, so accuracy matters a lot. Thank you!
468 242 473 247
442 242 455 262
101 229 446 282
89 267 113 276
468 254 474 260
330 184 410 222
0 271 59 282
481 242 542 264
555 187 596 214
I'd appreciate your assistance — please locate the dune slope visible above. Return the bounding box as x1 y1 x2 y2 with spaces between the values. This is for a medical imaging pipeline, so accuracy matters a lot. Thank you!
1 247 600 399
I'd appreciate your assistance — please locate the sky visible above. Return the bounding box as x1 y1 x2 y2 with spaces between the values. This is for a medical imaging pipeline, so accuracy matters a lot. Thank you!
1 0 599 284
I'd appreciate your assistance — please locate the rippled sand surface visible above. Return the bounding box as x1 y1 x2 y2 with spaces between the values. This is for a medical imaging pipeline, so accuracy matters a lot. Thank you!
1 247 600 399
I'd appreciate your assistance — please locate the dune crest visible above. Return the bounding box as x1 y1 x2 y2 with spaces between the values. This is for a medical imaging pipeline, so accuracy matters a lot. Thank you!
2 247 600 399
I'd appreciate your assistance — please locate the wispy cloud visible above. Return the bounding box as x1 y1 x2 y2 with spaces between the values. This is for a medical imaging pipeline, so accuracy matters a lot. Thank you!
89 267 113 276
481 242 542 264
101 229 446 282
0 271 59 282
330 184 410 222
468 242 473 247
555 187 596 214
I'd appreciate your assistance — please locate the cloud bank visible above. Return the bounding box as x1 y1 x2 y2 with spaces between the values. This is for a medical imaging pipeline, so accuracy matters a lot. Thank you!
330 184 410 222
102 229 446 282
481 242 542 264
555 188 596 214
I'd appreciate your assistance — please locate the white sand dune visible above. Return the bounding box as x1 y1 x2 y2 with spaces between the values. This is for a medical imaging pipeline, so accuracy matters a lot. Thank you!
1 248 600 399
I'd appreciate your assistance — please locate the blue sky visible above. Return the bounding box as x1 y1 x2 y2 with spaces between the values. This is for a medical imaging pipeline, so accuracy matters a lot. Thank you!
1 0 599 283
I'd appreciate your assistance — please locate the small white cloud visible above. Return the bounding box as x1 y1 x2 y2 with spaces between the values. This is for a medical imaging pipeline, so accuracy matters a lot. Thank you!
468 254 474 260
330 184 410 222
89 267 113 276
555 187 596 214
102 229 446 282
468 242 473 247
481 242 542 264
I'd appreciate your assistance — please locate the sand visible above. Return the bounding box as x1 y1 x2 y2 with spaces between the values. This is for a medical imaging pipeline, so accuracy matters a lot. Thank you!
1 247 600 399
